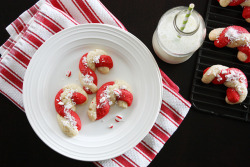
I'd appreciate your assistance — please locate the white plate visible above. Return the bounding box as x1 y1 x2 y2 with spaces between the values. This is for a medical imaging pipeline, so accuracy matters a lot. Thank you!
23 24 162 161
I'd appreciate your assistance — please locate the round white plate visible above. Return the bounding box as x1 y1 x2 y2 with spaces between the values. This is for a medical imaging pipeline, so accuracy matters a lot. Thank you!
23 24 162 161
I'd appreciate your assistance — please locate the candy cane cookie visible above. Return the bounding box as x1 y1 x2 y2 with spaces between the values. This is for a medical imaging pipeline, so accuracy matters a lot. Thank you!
88 80 133 121
202 65 248 104
79 49 113 94
209 26 250 63
217 0 250 23
55 84 88 137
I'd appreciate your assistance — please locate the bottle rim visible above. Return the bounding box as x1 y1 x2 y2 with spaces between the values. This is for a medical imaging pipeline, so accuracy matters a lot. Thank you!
173 9 200 36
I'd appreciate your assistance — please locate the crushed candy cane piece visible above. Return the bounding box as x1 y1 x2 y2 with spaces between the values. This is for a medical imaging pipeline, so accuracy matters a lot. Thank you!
109 124 114 129
115 115 123 122
66 70 71 77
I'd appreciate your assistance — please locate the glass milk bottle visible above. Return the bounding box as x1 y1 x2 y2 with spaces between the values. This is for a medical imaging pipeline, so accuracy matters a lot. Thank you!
152 6 206 64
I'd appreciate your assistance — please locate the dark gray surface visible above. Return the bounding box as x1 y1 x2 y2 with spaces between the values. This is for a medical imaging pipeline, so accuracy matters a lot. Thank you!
1 0 250 166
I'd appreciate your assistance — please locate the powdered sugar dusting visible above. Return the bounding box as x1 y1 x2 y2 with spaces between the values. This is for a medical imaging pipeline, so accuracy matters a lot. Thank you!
225 27 242 42
236 85 244 95
120 85 127 90
64 89 75 100
93 55 101 64
206 70 211 75
225 27 250 47
82 56 87 65
97 86 112 109
221 69 227 74
64 110 77 130
225 70 246 95
225 70 242 82
58 89 78 130
58 101 64 105
216 74 223 82
81 74 94 85
113 89 121 97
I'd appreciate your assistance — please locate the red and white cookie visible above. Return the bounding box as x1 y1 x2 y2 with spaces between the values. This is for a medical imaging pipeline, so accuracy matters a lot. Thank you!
88 80 133 121
79 49 113 94
202 65 248 104
55 84 88 137
209 26 250 63
217 0 250 23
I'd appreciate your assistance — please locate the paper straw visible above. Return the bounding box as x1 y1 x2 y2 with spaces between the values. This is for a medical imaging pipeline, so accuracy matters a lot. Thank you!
178 3 195 38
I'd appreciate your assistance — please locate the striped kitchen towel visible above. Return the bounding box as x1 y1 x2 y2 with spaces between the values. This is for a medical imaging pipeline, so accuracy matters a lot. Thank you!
0 0 191 166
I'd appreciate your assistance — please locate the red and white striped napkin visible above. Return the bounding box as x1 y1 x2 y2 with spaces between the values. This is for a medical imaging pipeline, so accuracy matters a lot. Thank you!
0 0 191 166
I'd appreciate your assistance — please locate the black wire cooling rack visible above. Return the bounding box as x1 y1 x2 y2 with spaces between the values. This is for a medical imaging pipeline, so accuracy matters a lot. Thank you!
191 0 250 122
